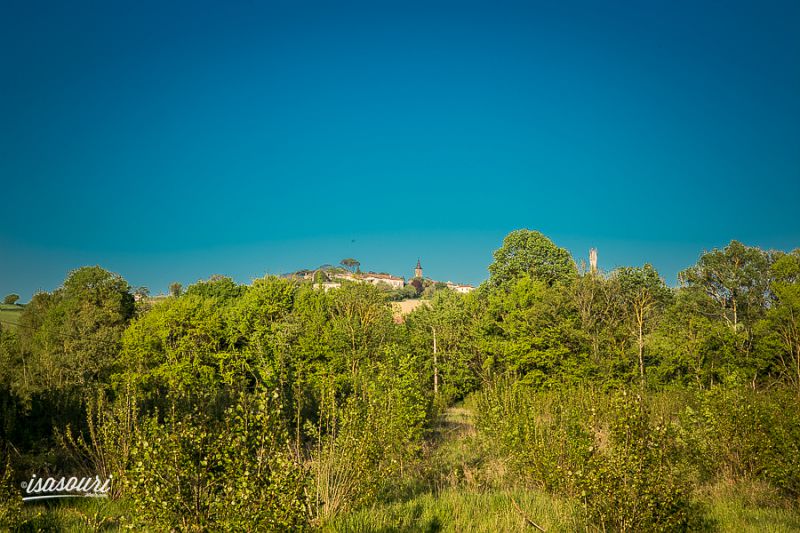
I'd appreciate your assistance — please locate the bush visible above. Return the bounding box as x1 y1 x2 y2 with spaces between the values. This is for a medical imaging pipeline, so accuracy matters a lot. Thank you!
0 459 22 530
473 380 594 495
127 390 308 531
577 391 708 532
58 386 139 499
474 382 710 531
310 351 429 524
691 386 800 500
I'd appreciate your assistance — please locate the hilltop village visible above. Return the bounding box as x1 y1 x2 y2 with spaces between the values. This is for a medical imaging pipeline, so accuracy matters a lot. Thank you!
284 259 475 298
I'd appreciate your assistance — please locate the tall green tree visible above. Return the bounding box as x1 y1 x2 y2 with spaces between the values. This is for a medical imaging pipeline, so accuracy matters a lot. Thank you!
610 265 672 385
679 241 772 332
759 250 800 392
651 288 731 387
406 289 482 403
168 282 182 297
480 275 585 387
340 258 361 273
185 274 243 301
17 267 135 399
679 241 773 381
488 229 577 288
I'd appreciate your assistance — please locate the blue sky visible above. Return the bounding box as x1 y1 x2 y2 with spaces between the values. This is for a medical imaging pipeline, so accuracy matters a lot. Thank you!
1 0 799 300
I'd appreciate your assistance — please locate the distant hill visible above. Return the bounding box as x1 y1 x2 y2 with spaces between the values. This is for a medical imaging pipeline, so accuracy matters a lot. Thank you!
0 303 25 329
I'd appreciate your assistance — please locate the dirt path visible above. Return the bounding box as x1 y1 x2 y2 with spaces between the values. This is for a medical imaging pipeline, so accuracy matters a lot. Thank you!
435 406 475 439
421 404 481 492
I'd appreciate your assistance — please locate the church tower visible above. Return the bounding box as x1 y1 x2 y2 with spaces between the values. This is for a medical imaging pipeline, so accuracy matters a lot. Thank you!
415 259 423 279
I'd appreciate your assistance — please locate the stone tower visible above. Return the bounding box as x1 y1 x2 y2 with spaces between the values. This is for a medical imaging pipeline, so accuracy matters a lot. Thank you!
589 248 598 274
415 259 423 279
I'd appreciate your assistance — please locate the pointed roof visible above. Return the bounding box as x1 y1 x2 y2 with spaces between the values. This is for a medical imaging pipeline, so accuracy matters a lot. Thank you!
416 258 422 269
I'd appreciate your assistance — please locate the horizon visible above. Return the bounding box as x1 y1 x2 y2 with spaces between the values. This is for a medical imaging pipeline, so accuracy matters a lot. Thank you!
0 232 790 301
2 1 799 301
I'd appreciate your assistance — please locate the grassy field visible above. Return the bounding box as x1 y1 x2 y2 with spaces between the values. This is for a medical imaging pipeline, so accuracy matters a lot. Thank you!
15 497 130 532
0 303 24 328
324 486 800 532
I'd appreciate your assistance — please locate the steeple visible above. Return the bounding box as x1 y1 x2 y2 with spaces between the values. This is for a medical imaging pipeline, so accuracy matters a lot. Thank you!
415 259 423 279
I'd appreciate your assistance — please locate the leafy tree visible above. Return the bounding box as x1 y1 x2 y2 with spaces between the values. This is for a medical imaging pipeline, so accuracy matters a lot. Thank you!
406 289 482 404
329 283 394 378
16 267 134 401
570 272 623 365
340 258 361 273
480 276 586 387
610 265 672 385
128 389 308 531
2 294 19 306
133 286 149 300
678 242 773 384
650 288 732 387
488 229 576 288
409 278 423 296
119 294 230 402
168 281 182 297
759 250 800 392
185 274 243 301
679 241 772 332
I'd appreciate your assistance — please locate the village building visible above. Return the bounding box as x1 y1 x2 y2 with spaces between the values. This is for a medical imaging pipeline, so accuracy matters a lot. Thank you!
359 272 405 289
446 282 475 294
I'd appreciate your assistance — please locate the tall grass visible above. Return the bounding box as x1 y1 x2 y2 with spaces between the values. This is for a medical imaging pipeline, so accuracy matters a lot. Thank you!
322 488 580 533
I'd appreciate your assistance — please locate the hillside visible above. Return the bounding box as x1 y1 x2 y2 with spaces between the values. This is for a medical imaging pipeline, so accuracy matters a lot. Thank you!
0 304 24 328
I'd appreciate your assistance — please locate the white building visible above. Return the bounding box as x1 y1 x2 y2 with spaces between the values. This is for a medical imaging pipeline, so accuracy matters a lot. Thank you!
360 272 405 289
446 282 475 294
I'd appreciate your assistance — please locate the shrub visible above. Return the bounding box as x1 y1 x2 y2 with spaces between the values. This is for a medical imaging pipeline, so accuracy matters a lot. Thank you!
58 386 139 499
310 351 429 524
127 390 308 531
577 391 708 532
472 380 594 495
474 382 709 531
0 459 22 530
692 386 800 500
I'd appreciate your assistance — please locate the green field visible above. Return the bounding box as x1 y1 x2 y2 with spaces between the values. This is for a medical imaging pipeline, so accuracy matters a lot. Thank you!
0 303 24 328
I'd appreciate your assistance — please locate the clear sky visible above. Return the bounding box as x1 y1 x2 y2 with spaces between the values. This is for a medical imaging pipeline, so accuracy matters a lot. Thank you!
2 0 799 300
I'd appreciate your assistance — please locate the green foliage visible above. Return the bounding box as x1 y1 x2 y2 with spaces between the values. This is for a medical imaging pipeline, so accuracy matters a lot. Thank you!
310 347 429 523
119 293 231 400
340 258 360 273
479 276 588 387
328 282 395 378
0 458 22 530
127 390 308 531
184 274 243 301
406 289 481 404
757 249 800 391
610 264 673 384
13 267 135 402
473 381 594 495
169 281 183 297
3 294 20 305
474 383 710 531
679 241 772 333
58 387 139 498
488 229 577 288
3 235 800 530
688 387 800 499
578 391 708 532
